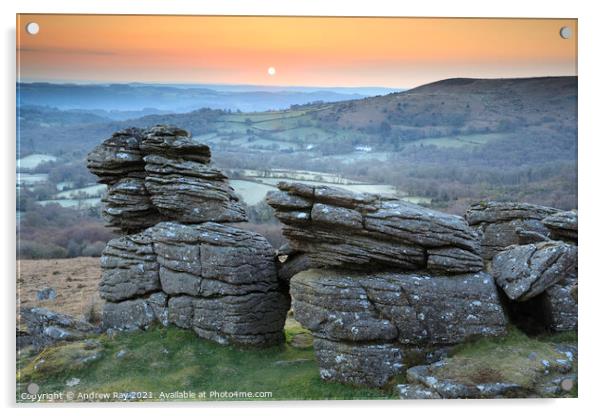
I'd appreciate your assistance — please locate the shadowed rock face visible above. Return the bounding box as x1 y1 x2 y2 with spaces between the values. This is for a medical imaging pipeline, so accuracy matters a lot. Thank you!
485 207 578 333
267 182 483 274
492 241 577 302
290 269 507 386
542 277 578 331
87 125 246 233
465 201 560 260
543 211 578 243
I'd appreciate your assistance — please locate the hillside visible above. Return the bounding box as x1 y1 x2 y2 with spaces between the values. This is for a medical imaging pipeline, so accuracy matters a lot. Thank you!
316 76 576 133
18 76 576 154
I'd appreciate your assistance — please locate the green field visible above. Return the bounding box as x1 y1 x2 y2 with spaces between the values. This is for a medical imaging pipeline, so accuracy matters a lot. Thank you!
39 198 101 209
17 322 394 402
17 154 57 170
17 173 49 186
55 184 107 199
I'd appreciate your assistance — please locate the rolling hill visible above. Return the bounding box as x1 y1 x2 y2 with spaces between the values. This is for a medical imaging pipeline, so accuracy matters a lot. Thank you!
17 76 576 155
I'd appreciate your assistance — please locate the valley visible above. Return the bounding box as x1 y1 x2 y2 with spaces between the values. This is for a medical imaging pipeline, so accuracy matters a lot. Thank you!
17 76 577 261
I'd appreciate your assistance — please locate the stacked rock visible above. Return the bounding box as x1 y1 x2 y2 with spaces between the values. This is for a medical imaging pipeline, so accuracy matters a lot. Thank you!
267 182 507 387
466 202 578 332
465 201 561 260
87 126 289 346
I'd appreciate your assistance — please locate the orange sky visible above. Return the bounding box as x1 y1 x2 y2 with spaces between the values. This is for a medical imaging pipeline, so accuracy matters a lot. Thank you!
17 15 577 88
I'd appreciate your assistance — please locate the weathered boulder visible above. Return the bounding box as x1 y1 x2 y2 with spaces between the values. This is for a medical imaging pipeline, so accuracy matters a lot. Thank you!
313 338 405 387
405 342 577 399
139 125 210 163
102 298 158 331
542 277 578 331
141 126 246 224
36 287 56 301
86 128 146 184
87 125 247 233
147 292 169 327
151 221 289 346
167 295 196 329
143 155 246 223
290 269 507 386
292 269 506 346
193 291 290 346
21 307 100 350
101 177 163 232
397 384 442 399
543 211 578 243
465 201 560 260
492 241 577 302
87 128 161 232
99 231 160 302
267 182 483 274
406 363 526 399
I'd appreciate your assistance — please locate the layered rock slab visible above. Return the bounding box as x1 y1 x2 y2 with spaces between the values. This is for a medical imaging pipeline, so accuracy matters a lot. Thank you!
87 125 247 233
290 269 507 386
542 277 578 332
99 230 160 302
101 178 162 232
543 211 578 243
140 125 244 223
151 222 289 346
86 128 147 184
465 201 560 260
267 182 483 274
492 241 577 302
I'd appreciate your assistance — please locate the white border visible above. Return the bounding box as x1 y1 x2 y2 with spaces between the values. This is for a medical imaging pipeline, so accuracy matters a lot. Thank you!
2 1 601 415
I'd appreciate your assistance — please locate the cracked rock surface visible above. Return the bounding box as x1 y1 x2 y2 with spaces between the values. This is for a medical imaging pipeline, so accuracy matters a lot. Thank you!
21 307 100 350
98 221 289 346
99 230 160 302
465 201 560 260
542 276 578 331
543 211 578 243
290 269 507 386
267 182 483 274
151 221 289 346
492 241 577 302
87 125 246 233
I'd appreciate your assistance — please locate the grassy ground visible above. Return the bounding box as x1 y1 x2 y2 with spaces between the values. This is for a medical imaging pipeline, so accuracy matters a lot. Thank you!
17 323 396 402
434 327 577 396
17 322 577 402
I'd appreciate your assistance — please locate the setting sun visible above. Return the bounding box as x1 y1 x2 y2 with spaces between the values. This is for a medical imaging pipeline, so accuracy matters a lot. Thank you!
16 15 576 87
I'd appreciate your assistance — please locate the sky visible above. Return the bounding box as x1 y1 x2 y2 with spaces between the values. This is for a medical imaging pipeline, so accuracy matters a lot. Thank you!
17 15 577 88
